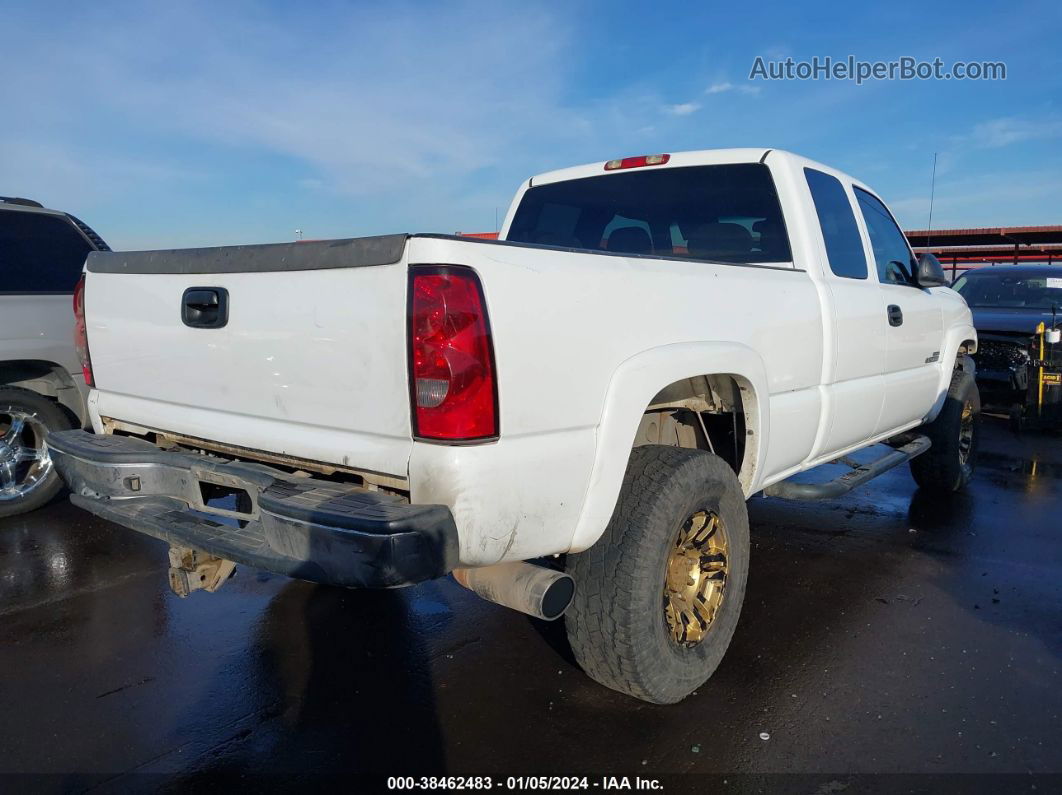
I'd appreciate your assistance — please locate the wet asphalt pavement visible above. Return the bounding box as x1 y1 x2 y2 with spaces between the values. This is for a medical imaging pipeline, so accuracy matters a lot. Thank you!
1 418 1059 792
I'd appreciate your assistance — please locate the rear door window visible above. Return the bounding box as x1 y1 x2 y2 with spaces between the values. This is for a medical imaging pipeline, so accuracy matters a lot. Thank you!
0 209 92 292
508 163 792 265
805 168 868 279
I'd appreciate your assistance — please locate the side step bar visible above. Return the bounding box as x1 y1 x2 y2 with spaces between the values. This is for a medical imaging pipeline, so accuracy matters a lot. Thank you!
763 435 931 501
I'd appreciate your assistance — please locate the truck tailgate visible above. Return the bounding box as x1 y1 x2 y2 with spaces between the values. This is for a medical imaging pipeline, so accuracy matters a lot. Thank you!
83 236 413 477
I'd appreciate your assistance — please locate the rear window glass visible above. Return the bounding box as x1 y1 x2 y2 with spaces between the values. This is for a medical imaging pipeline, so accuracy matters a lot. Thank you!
507 163 792 264
0 210 92 292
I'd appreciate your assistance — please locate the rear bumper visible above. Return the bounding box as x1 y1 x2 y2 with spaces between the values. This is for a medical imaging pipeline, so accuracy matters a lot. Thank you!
49 430 458 588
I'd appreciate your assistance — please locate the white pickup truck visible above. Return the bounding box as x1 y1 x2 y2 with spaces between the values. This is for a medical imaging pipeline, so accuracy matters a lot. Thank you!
50 148 978 704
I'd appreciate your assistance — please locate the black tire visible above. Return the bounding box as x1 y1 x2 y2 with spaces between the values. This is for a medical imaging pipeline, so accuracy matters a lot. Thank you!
909 363 980 492
0 387 73 519
565 445 750 704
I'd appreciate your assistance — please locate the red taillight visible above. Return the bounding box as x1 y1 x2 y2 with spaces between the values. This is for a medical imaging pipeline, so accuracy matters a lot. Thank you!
408 266 497 441
604 153 670 171
73 274 94 387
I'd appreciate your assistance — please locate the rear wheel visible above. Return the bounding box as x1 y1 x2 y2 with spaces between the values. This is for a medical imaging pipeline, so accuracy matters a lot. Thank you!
0 387 73 519
565 445 750 704
909 363 980 492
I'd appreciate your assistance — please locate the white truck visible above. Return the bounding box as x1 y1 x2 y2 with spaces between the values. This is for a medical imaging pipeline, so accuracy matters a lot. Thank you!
50 149 978 703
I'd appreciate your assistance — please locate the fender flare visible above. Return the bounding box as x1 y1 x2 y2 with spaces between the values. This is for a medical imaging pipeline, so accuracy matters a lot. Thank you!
567 341 770 553
926 323 978 422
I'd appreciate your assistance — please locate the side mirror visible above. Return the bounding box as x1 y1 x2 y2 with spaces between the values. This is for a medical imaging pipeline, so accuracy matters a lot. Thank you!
916 253 948 288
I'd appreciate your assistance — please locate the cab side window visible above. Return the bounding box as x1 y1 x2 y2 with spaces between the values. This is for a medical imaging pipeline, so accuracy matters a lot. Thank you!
854 188 916 286
805 168 868 279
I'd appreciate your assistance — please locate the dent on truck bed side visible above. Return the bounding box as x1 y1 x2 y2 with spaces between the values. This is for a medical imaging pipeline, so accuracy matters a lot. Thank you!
566 341 769 553
409 426 598 566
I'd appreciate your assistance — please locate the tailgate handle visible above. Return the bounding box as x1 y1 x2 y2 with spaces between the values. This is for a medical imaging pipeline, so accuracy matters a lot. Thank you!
182 287 229 329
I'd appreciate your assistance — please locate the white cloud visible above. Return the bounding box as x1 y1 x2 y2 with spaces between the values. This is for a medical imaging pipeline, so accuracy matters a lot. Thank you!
0 1 618 245
90 3 576 189
8 2 774 247
706 81 761 96
0 137 206 210
889 169 1062 229
667 102 701 116
963 117 1062 149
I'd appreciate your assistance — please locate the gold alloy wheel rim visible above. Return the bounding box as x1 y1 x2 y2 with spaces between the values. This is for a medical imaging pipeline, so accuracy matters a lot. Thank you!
958 401 975 466
664 510 729 647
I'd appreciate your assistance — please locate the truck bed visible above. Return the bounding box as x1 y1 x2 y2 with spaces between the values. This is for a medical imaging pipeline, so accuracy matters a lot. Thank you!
84 235 415 479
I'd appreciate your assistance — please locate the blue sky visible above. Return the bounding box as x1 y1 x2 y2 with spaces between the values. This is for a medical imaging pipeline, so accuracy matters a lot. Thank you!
2 0 1061 249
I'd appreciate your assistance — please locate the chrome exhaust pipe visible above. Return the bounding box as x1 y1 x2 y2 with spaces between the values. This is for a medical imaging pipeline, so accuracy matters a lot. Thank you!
452 561 575 621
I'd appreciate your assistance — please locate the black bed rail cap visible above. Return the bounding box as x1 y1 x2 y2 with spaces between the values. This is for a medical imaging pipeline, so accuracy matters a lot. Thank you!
87 233 410 275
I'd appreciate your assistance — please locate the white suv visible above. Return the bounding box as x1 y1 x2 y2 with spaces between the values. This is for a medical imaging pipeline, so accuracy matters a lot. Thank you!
0 196 109 518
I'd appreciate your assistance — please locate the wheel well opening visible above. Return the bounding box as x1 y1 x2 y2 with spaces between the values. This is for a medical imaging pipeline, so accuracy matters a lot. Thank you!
634 374 751 478
0 360 84 426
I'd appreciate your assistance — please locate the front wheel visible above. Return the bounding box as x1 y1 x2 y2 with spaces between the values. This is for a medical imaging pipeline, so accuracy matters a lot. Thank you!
565 445 750 704
909 364 980 492
0 387 73 519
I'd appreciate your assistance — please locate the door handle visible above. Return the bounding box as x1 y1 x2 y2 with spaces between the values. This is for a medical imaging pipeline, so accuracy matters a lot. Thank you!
182 287 229 329
887 304 903 327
